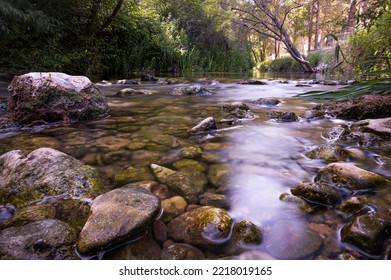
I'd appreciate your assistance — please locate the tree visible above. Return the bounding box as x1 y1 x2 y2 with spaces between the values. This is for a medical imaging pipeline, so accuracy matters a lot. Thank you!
223 0 316 72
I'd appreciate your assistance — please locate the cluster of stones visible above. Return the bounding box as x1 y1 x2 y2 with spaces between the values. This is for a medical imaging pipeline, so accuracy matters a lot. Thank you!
288 116 391 258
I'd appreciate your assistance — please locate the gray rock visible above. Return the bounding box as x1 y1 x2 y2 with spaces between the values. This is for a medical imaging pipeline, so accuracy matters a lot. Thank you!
0 148 102 206
77 186 160 256
167 206 233 246
352 118 391 138
161 243 205 260
314 162 391 191
0 219 77 260
291 182 340 206
168 86 212 96
341 212 391 256
7 72 108 124
266 220 323 259
188 117 217 133
141 74 158 82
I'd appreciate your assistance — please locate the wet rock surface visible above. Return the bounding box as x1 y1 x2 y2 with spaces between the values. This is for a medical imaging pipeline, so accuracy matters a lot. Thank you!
167 206 233 246
77 186 160 256
291 182 340 206
0 219 77 260
161 243 205 260
168 86 212 96
0 148 102 206
188 117 217 133
7 72 109 124
314 162 391 192
341 212 391 256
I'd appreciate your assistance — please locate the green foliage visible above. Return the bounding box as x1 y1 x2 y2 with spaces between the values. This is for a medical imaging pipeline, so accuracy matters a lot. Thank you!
297 79 391 101
347 7 391 75
0 0 253 76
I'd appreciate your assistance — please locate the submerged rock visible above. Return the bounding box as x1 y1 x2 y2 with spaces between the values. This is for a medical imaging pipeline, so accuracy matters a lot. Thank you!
180 146 202 158
188 117 217 133
161 243 205 260
173 159 207 173
113 166 155 186
341 212 391 256
77 186 160 256
0 219 77 260
291 182 340 206
7 72 108 124
0 204 56 229
104 232 161 260
161 196 188 222
314 162 391 192
168 86 212 96
231 220 262 247
266 220 323 259
279 193 314 214
207 164 231 189
150 164 206 201
167 206 233 247
199 192 229 209
0 148 102 206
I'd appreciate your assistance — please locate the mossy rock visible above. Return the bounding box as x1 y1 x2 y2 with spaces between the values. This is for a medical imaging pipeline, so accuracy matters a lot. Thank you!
0 204 56 229
167 206 233 247
315 162 391 191
305 145 349 163
291 182 340 206
0 219 78 260
114 166 155 186
173 159 208 173
180 146 202 158
0 148 103 207
279 193 314 214
161 243 205 260
341 212 391 256
77 186 161 256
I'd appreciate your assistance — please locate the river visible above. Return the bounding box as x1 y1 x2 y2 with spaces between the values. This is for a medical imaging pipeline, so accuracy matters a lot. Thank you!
0 72 389 260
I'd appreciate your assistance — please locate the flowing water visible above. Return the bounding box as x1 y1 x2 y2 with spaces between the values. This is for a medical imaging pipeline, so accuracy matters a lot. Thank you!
0 73 390 260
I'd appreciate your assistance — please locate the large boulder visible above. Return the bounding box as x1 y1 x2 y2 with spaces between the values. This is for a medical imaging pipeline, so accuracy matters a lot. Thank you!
167 206 233 247
352 117 391 138
77 186 161 256
0 148 102 206
7 72 109 124
0 219 77 260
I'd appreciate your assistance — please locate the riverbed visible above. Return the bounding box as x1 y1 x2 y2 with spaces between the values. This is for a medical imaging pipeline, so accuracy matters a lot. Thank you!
0 73 390 260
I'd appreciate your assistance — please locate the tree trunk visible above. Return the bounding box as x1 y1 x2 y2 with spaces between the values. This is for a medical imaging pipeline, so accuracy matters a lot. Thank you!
308 1 314 52
314 0 320 50
100 0 124 33
344 0 357 34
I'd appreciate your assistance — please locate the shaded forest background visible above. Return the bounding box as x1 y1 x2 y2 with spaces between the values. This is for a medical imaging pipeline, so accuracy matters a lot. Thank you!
0 0 390 77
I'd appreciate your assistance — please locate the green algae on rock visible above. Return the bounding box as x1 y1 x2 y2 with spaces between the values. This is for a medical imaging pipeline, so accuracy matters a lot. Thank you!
167 206 233 247
0 148 103 206
291 182 340 206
